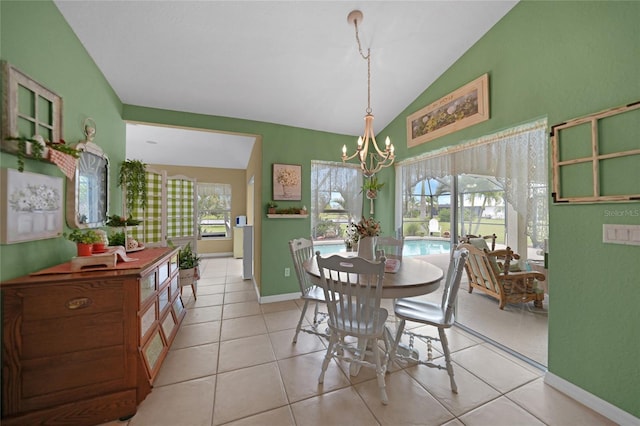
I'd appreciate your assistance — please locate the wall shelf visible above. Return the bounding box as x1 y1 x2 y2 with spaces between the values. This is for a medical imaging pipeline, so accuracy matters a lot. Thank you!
267 214 308 219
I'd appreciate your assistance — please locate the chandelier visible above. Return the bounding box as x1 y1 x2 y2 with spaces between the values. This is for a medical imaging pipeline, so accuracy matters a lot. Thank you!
341 10 395 178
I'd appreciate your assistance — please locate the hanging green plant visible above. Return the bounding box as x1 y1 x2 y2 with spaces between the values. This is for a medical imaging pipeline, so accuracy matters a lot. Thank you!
118 159 148 213
5 136 46 172
361 176 385 199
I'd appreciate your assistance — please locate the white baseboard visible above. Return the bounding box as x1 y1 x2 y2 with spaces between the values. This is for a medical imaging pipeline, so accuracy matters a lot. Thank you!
259 291 300 304
199 252 233 258
544 372 639 425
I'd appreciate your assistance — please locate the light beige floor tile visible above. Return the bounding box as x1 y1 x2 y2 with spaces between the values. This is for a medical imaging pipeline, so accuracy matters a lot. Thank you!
218 334 276 372
268 328 327 360
222 300 262 319
264 309 303 333
129 376 215 426
171 320 220 349
213 362 288 425
290 386 380 426
225 274 245 284
223 406 296 426
224 290 258 304
189 293 225 307
183 305 223 325
220 314 268 341
406 359 501 416
355 369 455 426
261 299 300 314
153 343 219 386
225 281 256 293
507 378 617 426
199 276 227 285
442 419 465 426
483 343 546 376
198 284 226 295
278 351 351 403
452 344 539 393
458 395 545 425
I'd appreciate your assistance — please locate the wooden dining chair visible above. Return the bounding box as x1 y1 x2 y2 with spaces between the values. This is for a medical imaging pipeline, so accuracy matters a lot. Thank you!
316 253 391 405
288 237 328 343
390 247 469 393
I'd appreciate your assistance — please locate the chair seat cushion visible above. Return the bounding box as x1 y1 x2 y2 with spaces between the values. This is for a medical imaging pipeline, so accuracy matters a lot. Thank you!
394 298 452 327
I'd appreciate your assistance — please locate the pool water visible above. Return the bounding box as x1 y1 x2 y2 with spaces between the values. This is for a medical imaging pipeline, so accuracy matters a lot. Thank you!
314 239 451 257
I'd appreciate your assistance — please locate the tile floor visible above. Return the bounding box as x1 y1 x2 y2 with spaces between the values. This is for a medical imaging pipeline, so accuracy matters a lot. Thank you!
108 257 615 426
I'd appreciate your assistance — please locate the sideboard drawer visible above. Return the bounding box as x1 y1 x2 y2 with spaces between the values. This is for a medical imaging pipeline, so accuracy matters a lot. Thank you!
19 280 124 320
22 311 125 358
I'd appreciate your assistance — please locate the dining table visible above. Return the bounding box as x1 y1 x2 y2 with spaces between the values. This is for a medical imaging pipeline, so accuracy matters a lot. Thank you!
303 255 444 299
303 254 445 375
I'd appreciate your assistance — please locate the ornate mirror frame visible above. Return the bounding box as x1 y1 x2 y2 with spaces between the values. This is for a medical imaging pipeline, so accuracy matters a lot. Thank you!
66 123 109 229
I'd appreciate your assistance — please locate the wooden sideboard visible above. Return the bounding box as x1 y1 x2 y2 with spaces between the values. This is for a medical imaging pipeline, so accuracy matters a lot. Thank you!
1 247 185 425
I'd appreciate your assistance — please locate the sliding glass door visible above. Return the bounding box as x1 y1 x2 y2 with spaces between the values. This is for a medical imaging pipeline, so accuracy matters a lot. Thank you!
396 119 549 366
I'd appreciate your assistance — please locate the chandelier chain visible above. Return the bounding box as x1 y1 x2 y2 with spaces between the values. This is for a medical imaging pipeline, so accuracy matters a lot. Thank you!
341 10 394 177
354 19 372 114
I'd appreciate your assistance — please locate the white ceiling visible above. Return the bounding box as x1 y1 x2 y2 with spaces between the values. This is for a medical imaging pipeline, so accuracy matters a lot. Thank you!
54 0 517 169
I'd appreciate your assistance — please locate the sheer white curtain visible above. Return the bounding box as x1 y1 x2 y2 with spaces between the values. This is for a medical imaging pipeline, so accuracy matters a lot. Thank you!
398 119 548 240
311 161 363 239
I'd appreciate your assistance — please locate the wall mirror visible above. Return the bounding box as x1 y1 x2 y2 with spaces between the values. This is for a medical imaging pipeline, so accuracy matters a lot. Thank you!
66 120 109 228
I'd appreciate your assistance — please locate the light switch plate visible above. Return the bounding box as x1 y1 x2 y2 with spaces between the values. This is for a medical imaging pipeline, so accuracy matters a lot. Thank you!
603 224 640 246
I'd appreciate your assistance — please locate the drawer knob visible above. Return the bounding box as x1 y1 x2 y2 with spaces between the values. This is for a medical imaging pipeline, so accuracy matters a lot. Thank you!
66 297 92 310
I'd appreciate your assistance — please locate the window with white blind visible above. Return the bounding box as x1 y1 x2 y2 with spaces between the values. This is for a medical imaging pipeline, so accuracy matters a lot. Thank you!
310 161 363 241
197 183 232 238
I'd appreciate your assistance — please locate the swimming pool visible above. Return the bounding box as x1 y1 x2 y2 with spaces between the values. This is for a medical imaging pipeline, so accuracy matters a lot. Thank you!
314 238 451 257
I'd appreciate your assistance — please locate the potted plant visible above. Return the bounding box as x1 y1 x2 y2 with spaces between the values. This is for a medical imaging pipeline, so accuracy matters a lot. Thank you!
178 242 201 296
361 176 385 200
267 201 278 214
65 229 101 256
118 159 148 214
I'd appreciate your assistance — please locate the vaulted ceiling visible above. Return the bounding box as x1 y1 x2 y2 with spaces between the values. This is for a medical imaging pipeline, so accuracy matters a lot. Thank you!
54 1 517 168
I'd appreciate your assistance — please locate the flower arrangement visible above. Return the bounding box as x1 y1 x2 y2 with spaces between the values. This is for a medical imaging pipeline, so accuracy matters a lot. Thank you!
9 183 60 212
354 216 381 238
276 168 300 187
344 222 360 249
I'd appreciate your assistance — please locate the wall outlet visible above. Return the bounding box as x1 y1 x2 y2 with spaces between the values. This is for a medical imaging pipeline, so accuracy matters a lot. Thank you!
284 267 290 277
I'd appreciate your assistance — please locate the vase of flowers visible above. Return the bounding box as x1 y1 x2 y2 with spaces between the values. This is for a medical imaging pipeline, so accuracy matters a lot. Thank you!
354 216 380 260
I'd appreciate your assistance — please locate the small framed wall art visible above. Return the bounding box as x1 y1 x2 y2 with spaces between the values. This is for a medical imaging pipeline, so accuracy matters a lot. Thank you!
273 163 302 201
1 168 64 244
407 73 489 148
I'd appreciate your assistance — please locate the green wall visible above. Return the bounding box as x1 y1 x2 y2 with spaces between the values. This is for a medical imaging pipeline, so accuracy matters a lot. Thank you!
0 0 124 280
381 1 640 417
